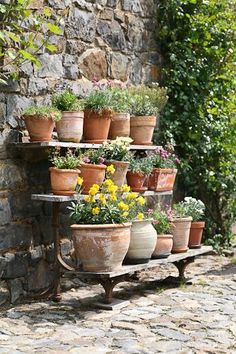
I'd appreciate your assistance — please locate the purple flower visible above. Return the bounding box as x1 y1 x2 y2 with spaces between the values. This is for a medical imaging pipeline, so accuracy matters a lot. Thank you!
83 156 90 164
98 157 105 165
175 158 181 165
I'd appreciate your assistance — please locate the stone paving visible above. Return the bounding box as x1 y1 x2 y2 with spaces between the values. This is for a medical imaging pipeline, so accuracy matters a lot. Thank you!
0 254 235 354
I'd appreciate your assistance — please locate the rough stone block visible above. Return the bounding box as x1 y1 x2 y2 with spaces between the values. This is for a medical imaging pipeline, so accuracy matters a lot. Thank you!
66 40 87 55
29 246 44 265
47 0 70 9
0 198 11 226
109 52 130 81
130 57 142 84
9 190 41 220
0 160 27 190
122 0 142 12
0 102 6 128
100 8 113 20
0 256 7 277
37 54 64 79
28 78 48 96
66 8 96 42
97 20 126 50
6 95 33 128
60 238 73 256
2 252 28 279
107 0 118 7
79 49 108 80
26 260 54 291
0 223 33 252
0 281 9 306
8 278 24 303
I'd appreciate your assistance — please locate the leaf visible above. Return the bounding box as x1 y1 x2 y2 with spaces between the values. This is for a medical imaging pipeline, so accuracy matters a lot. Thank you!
47 23 63 35
43 7 52 17
45 43 57 52
6 32 21 43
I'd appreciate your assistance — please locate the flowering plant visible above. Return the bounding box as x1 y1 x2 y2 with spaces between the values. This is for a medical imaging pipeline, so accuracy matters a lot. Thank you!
129 156 153 175
150 144 180 169
173 197 205 221
23 105 61 121
52 89 85 112
49 147 81 169
102 137 133 162
68 167 146 224
81 148 105 165
152 208 173 234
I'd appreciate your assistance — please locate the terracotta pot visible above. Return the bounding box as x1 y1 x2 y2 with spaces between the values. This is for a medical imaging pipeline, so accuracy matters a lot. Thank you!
108 112 130 139
49 167 80 196
171 217 192 253
79 163 106 194
83 108 112 143
125 219 157 264
126 171 147 192
130 115 157 145
189 221 205 249
106 160 129 188
71 223 131 272
24 115 55 142
56 111 84 143
148 168 177 192
152 234 173 259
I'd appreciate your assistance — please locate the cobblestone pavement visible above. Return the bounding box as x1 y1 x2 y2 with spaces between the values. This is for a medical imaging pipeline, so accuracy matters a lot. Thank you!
0 255 235 354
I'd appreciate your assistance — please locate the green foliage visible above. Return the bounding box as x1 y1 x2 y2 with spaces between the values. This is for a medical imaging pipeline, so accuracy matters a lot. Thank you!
157 0 236 245
174 197 205 221
108 86 131 113
152 208 172 234
23 105 61 121
150 145 180 169
52 89 85 112
205 234 233 255
82 148 105 165
102 137 133 162
49 148 81 170
129 156 153 175
84 89 113 113
0 0 62 83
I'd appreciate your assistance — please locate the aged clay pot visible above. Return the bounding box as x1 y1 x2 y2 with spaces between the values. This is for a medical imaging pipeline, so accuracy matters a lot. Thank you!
152 234 173 259
148 168 177 192
171 217 192 253
49 167 80 196
83 108 112 143
71 223 131 272
24 115 55 142
106 160 129 188
108 112 130 139
79 163 106 194
130 115 157 145
126 171 147 192
125 219 157 264
56 111 84 143
189 221 205 249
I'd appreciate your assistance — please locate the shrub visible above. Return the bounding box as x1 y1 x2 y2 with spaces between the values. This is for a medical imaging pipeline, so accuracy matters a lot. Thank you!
52 89 85 112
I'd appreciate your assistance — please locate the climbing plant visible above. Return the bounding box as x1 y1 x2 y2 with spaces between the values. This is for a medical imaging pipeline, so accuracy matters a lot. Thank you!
157 0 236 246
0 0 63 83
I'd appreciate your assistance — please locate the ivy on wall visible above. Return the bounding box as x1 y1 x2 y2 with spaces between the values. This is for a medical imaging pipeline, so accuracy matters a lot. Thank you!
157 0 236 246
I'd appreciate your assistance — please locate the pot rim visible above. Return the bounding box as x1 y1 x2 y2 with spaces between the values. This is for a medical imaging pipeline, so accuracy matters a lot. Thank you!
106 160 130 166
152 168 178 173
130 115 157 119
191 221 205 227
156 234 173 238
80 163 107 170
71 222 132 229
172 216 193 222
49 167 80 173
132 218 153 223
61 111 84 114
22 114 54 121
127 171 145 177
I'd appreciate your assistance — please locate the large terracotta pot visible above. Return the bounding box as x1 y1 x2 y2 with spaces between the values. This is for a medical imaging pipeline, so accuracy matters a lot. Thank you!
152 234 173 259
83 108 112 143
108 112 130 139
79 163 106 194
125 219 157 264
49 167 80 196
106 160 129 188
126 171 147 192
24 115 55 142
148 168 177 192
189 221 205 249
56 111 84 143
130 115 157 145
71 223 131 272
171 217 192 253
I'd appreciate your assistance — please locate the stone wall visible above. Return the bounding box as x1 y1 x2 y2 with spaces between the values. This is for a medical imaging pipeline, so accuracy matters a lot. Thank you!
0 0 160 305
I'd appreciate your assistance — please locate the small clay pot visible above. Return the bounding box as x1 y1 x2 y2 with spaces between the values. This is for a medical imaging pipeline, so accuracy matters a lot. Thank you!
24 115 55 142
56 111 84 143
126 171 147 192
189 221 205 248
148 168 177 192
79 163 106 194
109 112 130 139
83 108 112 143
152 234 173 259
171 217 192 253
49 167 80 196
130 115 157 145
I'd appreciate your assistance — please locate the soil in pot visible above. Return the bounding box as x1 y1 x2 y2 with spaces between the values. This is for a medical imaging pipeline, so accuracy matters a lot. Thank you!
71 223 131 272
126 171 147 192
106 160 129 188
56 111 84 143
49 167 80 196
152 234 173 259
83 108 112 143
79 163 106 194
24 116 55 142
189 221 205 249
108 112 130 140
130 115 157 145
148 168 177 192
171 217 192 253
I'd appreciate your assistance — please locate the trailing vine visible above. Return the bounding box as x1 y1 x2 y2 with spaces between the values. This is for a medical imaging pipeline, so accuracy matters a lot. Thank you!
157 0 236 246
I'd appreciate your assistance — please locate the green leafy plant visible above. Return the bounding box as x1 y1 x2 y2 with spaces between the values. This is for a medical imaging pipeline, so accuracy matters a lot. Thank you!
128 84 168 117
129 156 153 175
172 202 190 219
108 86 131 113
52 89 85 112
82 148 105 165
150 144 180 169
102 137 133 162
181 197 205 222
152 208 172 234
0 0 63 83
157 0 236 246
23 105 61 122
84 89 113 113
49 147 81 170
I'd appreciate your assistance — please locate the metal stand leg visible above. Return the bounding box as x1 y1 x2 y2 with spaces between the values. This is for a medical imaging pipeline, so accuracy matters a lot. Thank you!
173 256 195 282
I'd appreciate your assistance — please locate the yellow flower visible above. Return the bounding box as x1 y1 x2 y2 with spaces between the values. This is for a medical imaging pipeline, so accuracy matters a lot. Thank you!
106 164 116 174
137 212 144 220
89 184 100 196
121 184 131 193
137 196 145 206
126 192 138 200
99 193 106 205
104 179 114 187
122 211 129 218
118 201 129 211
84 195 95 203
109 193 117 202
92 207 100 215
107 184 118 194
77 176 84 186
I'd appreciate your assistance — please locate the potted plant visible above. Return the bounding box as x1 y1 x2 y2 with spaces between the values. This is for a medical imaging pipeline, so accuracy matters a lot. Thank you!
49 147 81 195
152 208 173 258
52 89 85 143
126 156 153 192
102 137 133 187
171 202 192 253
128 84 168 145
181 197 205 249
148 144 180 192
83 87 113 143
125 198 157 264
68 173 143 272
22 105 61 142
79 148 106 194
